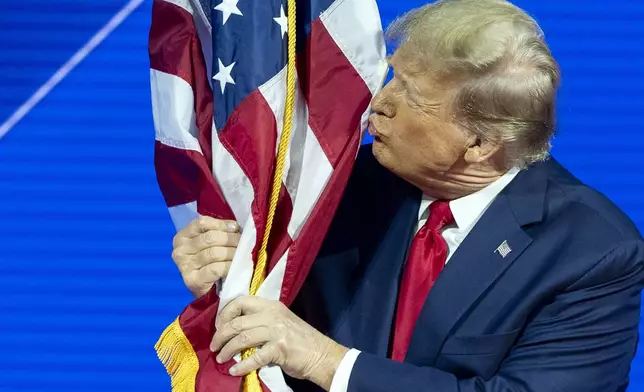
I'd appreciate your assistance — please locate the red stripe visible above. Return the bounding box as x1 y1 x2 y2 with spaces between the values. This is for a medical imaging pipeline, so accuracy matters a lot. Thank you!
178 291 243 391
154 142 199 208
267 185 294 273
152 1 292 389
281 131 360 305
150 0 232 219
282 22 373 304
217 90 295 270
149 0 215 169
258 18 373 275
299 19 372 167
154 142 234 220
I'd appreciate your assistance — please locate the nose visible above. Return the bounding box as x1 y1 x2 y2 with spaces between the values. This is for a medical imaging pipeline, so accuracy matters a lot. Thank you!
371 83 394 118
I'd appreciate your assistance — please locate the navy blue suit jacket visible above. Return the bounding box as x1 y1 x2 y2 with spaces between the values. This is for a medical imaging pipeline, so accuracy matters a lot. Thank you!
289 144 644 392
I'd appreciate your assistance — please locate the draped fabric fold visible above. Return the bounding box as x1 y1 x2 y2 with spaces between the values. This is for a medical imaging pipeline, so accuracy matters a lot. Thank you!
149 0 388 389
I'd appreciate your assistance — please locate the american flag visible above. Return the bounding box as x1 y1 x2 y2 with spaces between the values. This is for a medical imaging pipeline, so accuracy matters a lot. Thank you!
149 0 387 390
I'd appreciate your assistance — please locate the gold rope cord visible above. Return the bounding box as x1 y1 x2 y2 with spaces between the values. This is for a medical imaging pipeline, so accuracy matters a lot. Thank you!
242 0 297 390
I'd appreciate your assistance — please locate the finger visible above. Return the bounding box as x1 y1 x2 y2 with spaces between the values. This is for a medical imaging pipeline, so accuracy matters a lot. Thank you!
194 246 236 268
215 326 272 363
199 261 232 286
186 231 241 254
176 217 239 244
218 296 268 328
211 313 267 353
229 343 280 377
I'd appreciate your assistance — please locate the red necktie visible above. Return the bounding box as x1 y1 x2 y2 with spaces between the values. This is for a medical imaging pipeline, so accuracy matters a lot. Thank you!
391 200 455 362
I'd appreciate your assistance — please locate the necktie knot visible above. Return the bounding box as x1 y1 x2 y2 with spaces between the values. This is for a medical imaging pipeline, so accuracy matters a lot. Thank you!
425 200 454 232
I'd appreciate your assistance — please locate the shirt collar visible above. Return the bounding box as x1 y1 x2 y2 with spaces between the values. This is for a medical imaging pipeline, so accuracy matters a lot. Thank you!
418 167 521 231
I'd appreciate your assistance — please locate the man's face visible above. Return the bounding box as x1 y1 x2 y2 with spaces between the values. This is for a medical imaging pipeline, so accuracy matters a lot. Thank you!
368 49 472 190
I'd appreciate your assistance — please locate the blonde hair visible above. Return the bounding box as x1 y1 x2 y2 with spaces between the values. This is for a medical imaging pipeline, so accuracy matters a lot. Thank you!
387 0 560 167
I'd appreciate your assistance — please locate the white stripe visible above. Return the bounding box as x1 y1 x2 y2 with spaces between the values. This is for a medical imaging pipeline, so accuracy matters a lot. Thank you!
259 365 293 392
257 250 293 392
286 128 334 239
150 70 202 153
212 2 388 390
258 67 334 240
320 0 389 97
160 0 194 14
168 201 199 231
258 66 297 197
256 249 290 301
0 0 144 140
188 0 214 88
211 125 254 225
216 213 256 320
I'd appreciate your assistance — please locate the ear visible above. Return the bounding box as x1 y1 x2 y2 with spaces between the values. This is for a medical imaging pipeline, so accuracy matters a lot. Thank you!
463 136 502 164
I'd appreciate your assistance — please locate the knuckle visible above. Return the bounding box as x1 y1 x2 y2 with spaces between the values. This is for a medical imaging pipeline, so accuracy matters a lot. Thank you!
207 246 223 262
202 231 214 245
229 233 241 247
273 301 288 316
206 264 221 282
203 230 224 245
273 322 288 338
230 317 243 333
183 275 197 291
171 249 185 265
197 216 210 230
238 331 250 344
172 233 187 249
253 349 270 366
276 337 289 354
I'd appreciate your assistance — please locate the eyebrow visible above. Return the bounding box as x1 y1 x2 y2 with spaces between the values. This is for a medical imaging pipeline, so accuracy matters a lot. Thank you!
387 57 410 86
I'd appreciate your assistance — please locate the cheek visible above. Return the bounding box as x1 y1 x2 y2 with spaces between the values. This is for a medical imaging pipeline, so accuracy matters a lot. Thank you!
407 121 464 169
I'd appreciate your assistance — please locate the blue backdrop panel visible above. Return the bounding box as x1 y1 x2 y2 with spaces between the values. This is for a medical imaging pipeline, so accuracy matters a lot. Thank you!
0 0 642 391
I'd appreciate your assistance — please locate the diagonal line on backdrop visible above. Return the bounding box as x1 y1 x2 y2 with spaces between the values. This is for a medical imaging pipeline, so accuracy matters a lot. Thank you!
0 0 146 140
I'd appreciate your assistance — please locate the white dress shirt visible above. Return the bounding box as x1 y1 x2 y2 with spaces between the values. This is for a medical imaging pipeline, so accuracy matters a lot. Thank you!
328 167 520 392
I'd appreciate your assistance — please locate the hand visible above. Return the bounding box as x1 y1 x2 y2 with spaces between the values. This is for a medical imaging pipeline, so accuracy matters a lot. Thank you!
211 296 349 391
172 216 240 298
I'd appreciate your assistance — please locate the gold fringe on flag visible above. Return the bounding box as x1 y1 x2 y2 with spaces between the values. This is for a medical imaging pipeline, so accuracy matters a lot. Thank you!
155 318 199 392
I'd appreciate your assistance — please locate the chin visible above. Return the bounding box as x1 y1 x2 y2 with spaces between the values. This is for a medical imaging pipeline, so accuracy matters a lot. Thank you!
371 141 397 173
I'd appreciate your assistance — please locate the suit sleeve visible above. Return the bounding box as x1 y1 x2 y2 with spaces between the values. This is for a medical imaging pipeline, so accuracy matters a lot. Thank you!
347 242 644 392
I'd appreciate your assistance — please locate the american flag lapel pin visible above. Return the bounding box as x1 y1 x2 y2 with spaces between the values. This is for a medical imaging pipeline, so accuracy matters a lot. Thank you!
495 240 512 258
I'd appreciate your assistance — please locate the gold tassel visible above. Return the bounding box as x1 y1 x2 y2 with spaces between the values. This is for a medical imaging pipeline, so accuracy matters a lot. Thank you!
155 318 199 392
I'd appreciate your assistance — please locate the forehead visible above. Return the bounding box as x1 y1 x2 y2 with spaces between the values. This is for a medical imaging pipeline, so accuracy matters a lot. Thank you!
387 49 456 110
388 48 443 93
388 48 421 75
389 50 444 91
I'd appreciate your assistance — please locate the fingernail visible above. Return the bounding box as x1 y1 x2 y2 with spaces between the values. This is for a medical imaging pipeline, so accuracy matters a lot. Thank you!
229 366 238 376
227 223 238 232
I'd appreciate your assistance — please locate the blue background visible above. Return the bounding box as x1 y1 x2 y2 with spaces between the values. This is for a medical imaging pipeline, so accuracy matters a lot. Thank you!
0 0 642 390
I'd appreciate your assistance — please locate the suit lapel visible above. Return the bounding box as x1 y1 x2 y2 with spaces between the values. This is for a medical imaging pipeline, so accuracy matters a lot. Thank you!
350 185 421 356
405 163 548 365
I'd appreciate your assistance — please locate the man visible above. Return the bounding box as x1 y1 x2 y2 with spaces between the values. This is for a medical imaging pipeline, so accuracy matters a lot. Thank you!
170 0 644 391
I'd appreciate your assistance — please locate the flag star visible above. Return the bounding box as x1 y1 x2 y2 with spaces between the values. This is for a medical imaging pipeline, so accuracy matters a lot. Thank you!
273 5 288 39
214 0 243 25
213 59 236 94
